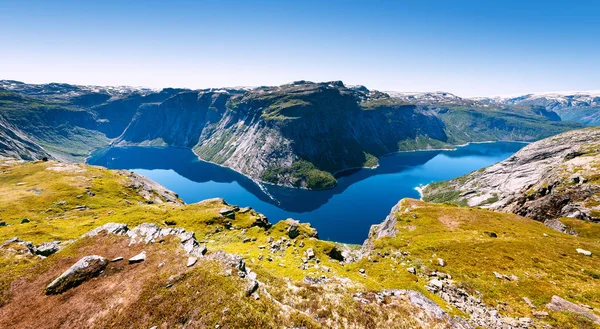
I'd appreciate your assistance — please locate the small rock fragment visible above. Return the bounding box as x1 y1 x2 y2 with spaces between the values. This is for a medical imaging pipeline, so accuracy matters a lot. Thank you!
576 248 592 256
187 257 198 267
129 251 146 264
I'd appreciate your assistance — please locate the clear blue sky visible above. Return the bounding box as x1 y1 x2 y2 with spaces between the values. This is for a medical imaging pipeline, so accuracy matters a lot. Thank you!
1 0 599 96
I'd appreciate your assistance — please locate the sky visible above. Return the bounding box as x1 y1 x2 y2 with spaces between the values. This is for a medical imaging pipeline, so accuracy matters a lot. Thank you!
1 0 599 97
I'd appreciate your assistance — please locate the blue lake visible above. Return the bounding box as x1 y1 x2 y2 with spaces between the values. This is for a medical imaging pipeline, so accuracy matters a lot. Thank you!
87 142 525 244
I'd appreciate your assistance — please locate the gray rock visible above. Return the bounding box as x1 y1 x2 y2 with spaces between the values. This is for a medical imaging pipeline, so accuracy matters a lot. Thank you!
285 218 300 239
305 248 315 259
45 255 108 294
35 242 60 257
546 295 600 324
219 208 235 219
407 267 416 274
83 223 129 237
438 258 446 267
111 257 124 262
129 251 146 264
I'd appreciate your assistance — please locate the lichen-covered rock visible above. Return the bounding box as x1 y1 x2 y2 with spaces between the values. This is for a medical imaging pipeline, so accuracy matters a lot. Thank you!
45 255 108 295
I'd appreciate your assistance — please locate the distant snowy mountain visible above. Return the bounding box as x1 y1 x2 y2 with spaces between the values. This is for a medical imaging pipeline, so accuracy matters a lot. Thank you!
474 91 600 126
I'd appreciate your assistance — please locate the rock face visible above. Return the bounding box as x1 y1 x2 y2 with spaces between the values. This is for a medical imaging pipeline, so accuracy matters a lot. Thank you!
545 296 600 324
0 80 583 189
45 255 108 294
423 127 600 226
0 113 50 160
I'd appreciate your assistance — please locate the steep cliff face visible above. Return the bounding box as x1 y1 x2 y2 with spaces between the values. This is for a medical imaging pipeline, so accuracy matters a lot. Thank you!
0 80 586 188
0 113 50 160
422 127 600 226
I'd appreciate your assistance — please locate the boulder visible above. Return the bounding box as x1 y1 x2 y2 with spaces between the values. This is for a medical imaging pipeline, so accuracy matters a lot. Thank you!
129 251 146 264
35 242 60 257
407 267 416 274
305 248 315 259
45 255 108 294
546 295 600 324
286 219 300 239
219 208 235 219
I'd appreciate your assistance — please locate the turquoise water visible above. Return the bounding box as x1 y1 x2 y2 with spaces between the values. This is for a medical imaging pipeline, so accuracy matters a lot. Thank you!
87 142 525 244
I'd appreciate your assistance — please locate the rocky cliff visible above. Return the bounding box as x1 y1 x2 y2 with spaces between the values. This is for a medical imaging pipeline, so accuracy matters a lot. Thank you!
0 80 585 189
422 127 600 231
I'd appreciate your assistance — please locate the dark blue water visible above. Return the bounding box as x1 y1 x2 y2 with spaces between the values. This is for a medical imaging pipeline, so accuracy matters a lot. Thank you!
87 142 525 244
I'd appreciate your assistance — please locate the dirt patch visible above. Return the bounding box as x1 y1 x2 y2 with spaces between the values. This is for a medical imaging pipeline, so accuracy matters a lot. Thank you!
437 215 460 230
0 235 189 329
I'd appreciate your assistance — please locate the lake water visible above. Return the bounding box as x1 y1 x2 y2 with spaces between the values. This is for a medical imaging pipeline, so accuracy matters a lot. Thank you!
87 142 525 244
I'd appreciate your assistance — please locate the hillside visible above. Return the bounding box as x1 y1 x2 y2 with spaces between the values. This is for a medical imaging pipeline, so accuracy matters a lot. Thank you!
422 127 600 235
0 80 585 189
1 159 599 328
476 91 600 126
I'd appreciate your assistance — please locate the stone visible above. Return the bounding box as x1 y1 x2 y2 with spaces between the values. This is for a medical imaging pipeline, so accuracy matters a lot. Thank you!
129 251 146 264
429 279 443 291
576 248 592 256
21 218 30 224
35 242 60 257
493 271 503 279
359 268 365 274
546 295 600 324
45 255 108 294
111 257 124 262
437 258 446 267
305 248 315 259
533 311 548 319
0 221 6 227
187 257 198 267
285 219 300 239
219 208 235 219
522 296 536 309
84 223 129 237
407 267 416 274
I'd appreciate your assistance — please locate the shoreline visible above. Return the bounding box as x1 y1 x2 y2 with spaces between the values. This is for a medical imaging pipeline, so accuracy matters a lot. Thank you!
86 139 529 193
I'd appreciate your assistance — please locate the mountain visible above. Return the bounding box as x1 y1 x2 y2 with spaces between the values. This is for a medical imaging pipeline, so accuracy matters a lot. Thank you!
0 80 585 189
422 127 600 234
475 91 600 126
1 158 599 328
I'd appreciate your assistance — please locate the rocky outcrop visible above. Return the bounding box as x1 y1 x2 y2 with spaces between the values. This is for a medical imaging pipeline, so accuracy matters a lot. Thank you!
423 127 600 226
45 255 108 294
353 289 471 329
545 296 600 324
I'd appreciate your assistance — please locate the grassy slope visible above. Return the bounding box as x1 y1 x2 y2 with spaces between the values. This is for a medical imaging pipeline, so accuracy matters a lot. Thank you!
1 159 599 327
